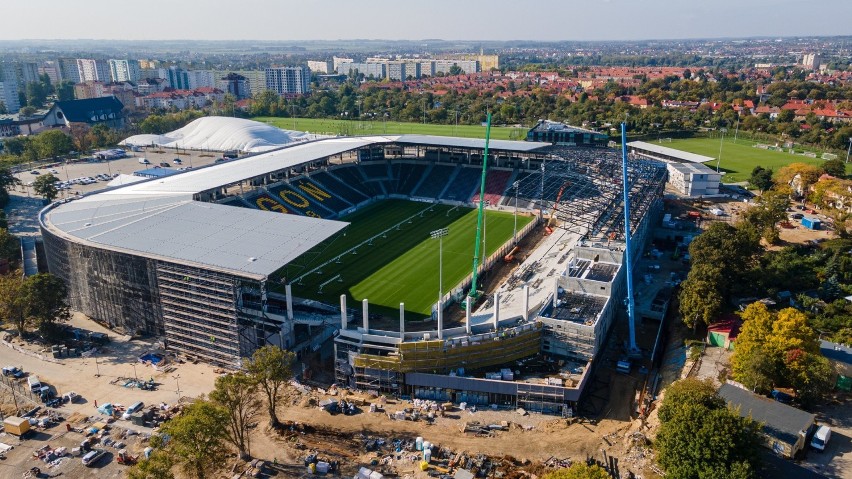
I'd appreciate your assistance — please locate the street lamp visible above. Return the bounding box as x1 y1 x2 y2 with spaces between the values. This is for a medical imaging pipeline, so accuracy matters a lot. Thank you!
430 227 449 302
846 137 852 164
716 127 727 173
512 181 520 244
131 363 138 381
174 374 182 397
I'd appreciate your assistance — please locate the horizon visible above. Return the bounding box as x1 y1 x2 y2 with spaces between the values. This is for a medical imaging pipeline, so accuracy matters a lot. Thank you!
3 0 851 43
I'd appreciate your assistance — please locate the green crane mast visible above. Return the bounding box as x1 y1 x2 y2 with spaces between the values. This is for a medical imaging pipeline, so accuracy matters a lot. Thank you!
468 112 492 300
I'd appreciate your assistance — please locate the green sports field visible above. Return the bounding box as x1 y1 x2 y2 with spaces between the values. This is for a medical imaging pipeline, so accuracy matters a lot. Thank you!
664 137 851 183
281 199 532 317
254 116 528 141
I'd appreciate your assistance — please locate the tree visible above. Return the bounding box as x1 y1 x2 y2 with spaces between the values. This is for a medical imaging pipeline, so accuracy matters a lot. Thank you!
739 189 789 243
34 130 73 159
822 158 846 178
0 272 27 337
678 263 724 328
22 273 71 340
127 450 175 479
0 167 20 208
209 373 261 460
33 174 59 203
655 378 761 479
748 166 774 193
159 399 227 479
0 228 19 267
543 462 610 479
246 345 295 428
55 80 75 101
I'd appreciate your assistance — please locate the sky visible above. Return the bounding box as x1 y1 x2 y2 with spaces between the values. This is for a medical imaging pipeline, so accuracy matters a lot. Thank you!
2 0 850 42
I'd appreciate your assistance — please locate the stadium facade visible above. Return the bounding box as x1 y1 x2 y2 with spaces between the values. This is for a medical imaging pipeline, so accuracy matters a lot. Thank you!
40 127 666 413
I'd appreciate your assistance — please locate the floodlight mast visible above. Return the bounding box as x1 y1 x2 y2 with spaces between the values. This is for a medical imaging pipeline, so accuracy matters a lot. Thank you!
430 227 449 303
469 112 492 300
621 122 639 356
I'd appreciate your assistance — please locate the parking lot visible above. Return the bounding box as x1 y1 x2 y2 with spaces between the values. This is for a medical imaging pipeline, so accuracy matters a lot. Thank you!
10 147 226 199
799 399 852 479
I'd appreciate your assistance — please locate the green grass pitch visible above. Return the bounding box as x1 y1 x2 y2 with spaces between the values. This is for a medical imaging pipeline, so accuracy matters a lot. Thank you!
282 199 533 317
663 137 850 183
254 117 528 141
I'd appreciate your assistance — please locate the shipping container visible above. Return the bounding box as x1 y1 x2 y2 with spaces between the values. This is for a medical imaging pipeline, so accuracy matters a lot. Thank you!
3 416 31 436
801 217 821 230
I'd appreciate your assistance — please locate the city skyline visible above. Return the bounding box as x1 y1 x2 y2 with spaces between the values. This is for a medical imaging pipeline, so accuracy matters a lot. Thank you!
2 0 851 42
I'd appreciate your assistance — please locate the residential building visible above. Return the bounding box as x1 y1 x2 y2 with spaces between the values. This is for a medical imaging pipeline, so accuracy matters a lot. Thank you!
108 59 141 82
802 53 822 71
386 62 407 81
0 63 20 113
39 61 61 84
57 58 81 83
167 66 190 90
187 70 217 89
76 59 111 82
218 73 250 100
74 81 107 100
719 383 816 458
136 78 168 95
141 88 224 110
15 62 40 87
232 70 266 96
42 96 125 129
337 62 385 79
332 56 354 73
307 60 332 74
665 162 722 197
434 60 478 75
265 66 310 96
404 61 421 79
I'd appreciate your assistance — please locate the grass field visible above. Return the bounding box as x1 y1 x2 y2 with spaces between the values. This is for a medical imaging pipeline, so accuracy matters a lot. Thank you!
282 199 532 317
254 116 528 141
664 137 851 183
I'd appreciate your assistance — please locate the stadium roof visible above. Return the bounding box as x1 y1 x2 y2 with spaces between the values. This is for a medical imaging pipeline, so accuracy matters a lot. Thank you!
41 134 547 280
393 134 550 152
627 141 715 164
120 116 313 153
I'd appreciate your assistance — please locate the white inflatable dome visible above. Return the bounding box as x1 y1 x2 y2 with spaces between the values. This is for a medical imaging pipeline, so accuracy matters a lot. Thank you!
121 116 308 153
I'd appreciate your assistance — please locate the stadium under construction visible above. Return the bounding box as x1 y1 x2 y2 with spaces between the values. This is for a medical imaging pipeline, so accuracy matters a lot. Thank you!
39 120 667 414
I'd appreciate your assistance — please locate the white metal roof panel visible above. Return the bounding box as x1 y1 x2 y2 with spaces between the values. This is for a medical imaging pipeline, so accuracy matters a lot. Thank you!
627 141 715 163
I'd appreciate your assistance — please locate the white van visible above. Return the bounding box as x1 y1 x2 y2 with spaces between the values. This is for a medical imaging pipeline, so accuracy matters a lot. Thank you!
138 158 150 164
122 401 144 419
28 376 41 392
811 425 831 451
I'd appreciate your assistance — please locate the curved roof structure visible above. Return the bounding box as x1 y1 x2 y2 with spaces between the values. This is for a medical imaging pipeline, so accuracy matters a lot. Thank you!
121 116 309 153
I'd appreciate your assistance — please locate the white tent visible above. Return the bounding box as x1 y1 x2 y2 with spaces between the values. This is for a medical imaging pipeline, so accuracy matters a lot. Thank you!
121 116 310 153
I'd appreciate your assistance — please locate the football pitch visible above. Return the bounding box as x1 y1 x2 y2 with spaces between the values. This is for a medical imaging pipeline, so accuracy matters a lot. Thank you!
254 116 528 141
664 137 850 183
282 199 533 317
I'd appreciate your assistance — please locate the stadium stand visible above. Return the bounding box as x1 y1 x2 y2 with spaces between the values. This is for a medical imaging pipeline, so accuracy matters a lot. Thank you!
268 182 337 218
392 163 428 196
440 166 481 201
244 191 297 214
413 164 457 198
310 170 371 205
291 177 352 213
332 165 384 197
360 162 391 179
471 169 513 205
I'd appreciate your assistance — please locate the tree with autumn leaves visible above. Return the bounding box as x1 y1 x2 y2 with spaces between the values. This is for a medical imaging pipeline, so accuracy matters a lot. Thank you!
732 302 833 406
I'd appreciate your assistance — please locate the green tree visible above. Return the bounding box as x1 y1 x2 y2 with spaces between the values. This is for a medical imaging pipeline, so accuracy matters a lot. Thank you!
22 273 71 340
0 167 21 208
739 189 789 243
127 450 175 479
543 462 610 479
0 272 27 336
822 158 846 178
33 174 59 203
0 228 19 267
209 373 261 460
748 166 774 193
55 80 75 101
34 130 73 159
159 399 227 479
678 263 724 328
246 345 295 428
655 379 761 479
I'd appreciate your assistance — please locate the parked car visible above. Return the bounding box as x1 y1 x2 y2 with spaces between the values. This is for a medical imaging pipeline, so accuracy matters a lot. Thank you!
2 366 24 378
172 158 182 164
82 449 106 466
30 170 40 175
159 162 170 167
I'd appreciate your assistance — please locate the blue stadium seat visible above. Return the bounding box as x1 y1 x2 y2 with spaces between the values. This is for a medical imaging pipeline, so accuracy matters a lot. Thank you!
310 171 370 205
413 164 456 198
441 166 481 201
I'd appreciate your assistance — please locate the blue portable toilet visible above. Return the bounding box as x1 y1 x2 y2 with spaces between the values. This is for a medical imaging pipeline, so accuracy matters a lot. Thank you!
801 217 821 230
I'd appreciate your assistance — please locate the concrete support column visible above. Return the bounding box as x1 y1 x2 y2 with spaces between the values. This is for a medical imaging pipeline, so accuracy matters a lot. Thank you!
465 298 472 335
285 284 294 320
493 292 500 329
340 294 347 329
523 285 530 321
552 278 559 308
437 301 443 340
362 298 369 332
399 303 405 339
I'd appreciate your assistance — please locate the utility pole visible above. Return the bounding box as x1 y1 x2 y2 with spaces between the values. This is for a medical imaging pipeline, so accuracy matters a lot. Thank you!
846 137 852 164
716 128 727 173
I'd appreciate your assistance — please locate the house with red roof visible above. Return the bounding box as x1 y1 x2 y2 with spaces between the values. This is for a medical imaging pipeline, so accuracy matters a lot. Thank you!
706 315 742 350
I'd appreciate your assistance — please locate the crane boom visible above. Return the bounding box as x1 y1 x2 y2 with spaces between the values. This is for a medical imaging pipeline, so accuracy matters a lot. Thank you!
469 113 492 299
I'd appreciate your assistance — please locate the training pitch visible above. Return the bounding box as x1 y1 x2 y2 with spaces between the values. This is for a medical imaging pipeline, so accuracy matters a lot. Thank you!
664 137 849 183
280 199 533 317
254 117 528 141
